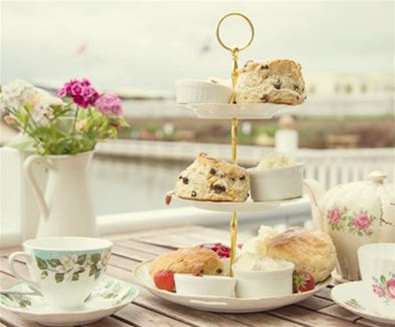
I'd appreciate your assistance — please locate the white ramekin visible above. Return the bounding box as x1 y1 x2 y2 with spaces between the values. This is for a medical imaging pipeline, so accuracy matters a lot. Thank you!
248 164 304 201
233 261 295 298
175 79 232 104
174 274 236 297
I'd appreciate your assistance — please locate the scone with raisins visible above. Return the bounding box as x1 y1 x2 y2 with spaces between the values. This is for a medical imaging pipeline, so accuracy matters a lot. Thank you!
175 153 250 202
150 247 224 277
235 59 306 105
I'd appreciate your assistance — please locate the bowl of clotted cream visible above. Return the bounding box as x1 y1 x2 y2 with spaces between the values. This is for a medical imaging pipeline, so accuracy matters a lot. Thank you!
247 153 304 202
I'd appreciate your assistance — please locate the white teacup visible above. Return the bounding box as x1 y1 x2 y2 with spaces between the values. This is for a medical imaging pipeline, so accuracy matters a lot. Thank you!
8 237 112 309
358 243 395 318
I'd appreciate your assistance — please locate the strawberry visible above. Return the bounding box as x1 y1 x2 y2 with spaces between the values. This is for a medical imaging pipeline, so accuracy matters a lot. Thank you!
199 243 230 258
165 193 173 205
293 270 316 293
154 271 175 292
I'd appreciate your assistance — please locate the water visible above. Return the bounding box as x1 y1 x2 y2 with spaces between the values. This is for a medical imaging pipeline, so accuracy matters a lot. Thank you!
91 155 188 215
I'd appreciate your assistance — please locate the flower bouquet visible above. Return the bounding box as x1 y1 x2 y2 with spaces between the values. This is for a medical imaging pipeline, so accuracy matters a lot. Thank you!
1 79 128 155
0 78 128 237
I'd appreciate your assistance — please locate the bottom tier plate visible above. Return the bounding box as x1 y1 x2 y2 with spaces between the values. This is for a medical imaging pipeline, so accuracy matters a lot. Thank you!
132 260 330 313
175 196 307 213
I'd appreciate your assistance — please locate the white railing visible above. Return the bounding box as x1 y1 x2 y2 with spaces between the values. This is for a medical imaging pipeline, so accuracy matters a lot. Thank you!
301 149 395 188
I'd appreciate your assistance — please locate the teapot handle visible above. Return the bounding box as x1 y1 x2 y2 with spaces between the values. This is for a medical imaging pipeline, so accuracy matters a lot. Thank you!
303 179 325 231
24 155 51 220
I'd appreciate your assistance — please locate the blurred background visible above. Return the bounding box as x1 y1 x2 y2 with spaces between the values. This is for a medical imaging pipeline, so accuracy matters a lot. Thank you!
1 0 394 215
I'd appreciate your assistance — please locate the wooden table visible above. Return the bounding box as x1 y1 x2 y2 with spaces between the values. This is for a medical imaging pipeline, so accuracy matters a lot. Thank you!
0 225 391 327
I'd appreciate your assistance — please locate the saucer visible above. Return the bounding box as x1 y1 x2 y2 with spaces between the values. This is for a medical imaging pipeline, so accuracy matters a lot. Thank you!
332 281 395 325
0 275 139 326
133 260 331 313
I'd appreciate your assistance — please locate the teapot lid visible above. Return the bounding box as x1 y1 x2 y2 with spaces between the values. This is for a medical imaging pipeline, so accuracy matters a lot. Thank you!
368 170 387 184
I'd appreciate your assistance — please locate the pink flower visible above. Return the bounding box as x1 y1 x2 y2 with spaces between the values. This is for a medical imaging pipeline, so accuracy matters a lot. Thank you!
387 278 395 299
373 284 386 298
57 79 99 108
328 208 341 225
94 94 123 116
353 212 371 230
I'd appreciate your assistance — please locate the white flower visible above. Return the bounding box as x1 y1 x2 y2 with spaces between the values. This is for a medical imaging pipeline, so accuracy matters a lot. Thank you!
59 255 74 272
55 265 66 273
0 79 63 120
0 80 37 111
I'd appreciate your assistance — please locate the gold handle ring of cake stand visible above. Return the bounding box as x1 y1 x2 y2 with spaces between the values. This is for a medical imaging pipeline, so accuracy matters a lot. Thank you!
216 13 255 277
216 12 255 52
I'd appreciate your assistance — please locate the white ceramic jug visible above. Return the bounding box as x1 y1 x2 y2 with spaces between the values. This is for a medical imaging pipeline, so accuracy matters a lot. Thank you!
24 151 97 237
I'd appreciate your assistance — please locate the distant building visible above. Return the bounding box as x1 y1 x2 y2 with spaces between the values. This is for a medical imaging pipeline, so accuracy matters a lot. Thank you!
305 73 395 97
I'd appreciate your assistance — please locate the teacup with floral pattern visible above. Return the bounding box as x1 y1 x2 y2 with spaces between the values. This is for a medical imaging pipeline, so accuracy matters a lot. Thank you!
358 243 395 318
8 237 112 309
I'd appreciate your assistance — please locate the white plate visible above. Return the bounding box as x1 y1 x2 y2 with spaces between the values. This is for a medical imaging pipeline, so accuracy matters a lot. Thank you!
332 281 395 325
0 275 139 326
175 196 307 213
132 260 331 313
181 103 298 120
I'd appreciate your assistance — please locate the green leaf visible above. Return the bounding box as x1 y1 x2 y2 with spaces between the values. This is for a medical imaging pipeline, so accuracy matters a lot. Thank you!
72 272 79 281
19 299 31 308
380 275 386 284
55 273 64 283
90 253 101 264
48 258 62 268
35 257 48 270
77 254 87 265
89 264 98 277
41 271 48 279
94 271 101 280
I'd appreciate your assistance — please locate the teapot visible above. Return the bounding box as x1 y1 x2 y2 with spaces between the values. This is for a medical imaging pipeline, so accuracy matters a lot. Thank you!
304 171 395 281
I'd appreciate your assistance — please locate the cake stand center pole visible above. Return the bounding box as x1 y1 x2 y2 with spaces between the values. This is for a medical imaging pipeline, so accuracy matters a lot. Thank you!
216 12 255 277
230 209 238 276
231 117 238 162
230 116 238 276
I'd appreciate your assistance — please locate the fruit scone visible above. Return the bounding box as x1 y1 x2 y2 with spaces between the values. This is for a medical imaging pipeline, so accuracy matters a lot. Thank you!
174 153 250 202
150 247 224 291
235 59 306 105
150 247 224 277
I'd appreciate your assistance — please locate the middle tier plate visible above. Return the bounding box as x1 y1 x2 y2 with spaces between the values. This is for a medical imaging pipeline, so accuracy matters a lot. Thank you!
175 196 307 213
182 103 296 120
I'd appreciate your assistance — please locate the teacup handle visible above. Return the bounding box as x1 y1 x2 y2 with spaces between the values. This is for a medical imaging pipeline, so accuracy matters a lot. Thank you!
8 252 41 293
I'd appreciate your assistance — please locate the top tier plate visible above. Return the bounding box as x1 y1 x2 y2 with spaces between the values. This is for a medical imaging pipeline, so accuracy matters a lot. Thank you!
181 103 297 120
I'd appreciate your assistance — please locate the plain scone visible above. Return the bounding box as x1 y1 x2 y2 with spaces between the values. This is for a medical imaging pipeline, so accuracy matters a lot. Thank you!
150 247 224 276
235 59 306 105
262 229 336 282
174 153 250 202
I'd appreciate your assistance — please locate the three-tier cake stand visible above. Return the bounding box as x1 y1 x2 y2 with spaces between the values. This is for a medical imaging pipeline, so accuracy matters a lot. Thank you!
133 13 329 313
176 12 305 276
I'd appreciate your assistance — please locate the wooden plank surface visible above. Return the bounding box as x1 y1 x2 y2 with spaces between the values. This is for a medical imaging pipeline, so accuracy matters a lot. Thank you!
0 225 382 327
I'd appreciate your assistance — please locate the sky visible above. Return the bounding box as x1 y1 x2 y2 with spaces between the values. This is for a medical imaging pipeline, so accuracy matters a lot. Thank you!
1 0 394 91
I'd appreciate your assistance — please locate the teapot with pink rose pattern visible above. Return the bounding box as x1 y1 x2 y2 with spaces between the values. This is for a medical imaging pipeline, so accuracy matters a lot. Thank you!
304 171 395 281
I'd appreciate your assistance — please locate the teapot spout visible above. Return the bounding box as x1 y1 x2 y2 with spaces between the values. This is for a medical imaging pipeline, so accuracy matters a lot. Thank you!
303 179 325 231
